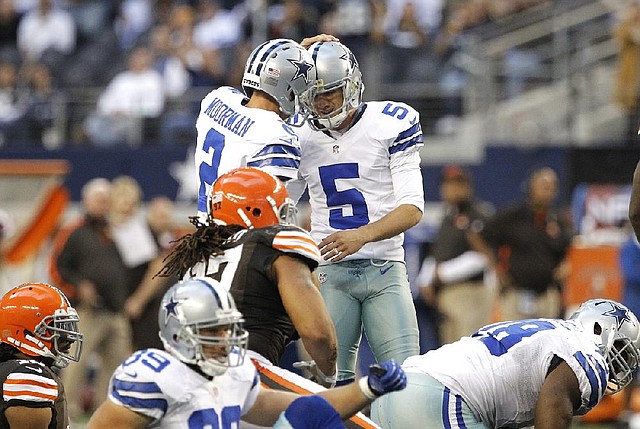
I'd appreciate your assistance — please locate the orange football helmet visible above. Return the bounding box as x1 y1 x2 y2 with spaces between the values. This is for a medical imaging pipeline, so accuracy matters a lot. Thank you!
0 282 83 367
209 167 296 229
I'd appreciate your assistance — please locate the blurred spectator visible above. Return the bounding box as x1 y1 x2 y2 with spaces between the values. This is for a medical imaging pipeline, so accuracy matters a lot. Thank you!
166 3 227 87
147 23 195 144
416 166 494 345
320 0 384 60
22 62 59 147
479 167 572 321
0 60 27 147
383 0 439 82
123 195 178 350
48 177 132 423
0 0 20 53
148 23 189 99
114 0 153 50
267 0 317 42
11 0 36 14
434 0 548 97
61 0 115 45
84 46 165 146
16 0 76 63
194 0 244 50
384 0 442 41
109 177 175 351
613 2 640 144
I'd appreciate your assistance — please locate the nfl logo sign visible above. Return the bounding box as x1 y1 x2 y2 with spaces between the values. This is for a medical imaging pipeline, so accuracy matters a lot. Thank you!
332 145 340 154
318 272 327 284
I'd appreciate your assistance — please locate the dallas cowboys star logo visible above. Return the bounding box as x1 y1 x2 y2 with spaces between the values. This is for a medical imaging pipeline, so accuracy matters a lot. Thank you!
340 51 358 70
600 301 634 330
288 57 313 84
164 295 181 325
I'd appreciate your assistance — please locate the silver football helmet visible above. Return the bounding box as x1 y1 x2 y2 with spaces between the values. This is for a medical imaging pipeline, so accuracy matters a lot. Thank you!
242 39 316 119
159 278 248 377
570 299 640 394
301 41 364 131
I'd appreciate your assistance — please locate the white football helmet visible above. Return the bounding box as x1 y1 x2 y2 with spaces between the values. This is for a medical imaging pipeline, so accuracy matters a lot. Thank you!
570 299 640 394
242 39 316 119
301 41 364 131
159 278 248 377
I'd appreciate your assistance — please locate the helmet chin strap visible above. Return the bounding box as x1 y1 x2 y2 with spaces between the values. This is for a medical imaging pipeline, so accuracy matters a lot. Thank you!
317 108 349 131
198 358 228 377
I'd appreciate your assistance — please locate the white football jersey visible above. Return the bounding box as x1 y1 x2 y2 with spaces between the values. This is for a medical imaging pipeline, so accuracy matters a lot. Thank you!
403 319 608 428
195 86 302 217
108 348 260 428
292 101 424 263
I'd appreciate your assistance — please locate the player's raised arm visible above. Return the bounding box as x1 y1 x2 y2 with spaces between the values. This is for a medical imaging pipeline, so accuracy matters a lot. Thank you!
630 159 640 240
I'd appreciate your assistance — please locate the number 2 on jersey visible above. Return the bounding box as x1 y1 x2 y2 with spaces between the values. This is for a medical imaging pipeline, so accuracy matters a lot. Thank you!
198 129 226 207
319 163 370 229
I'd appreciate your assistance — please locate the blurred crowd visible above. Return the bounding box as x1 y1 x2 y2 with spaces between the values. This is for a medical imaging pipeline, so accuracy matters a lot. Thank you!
0 0 552 148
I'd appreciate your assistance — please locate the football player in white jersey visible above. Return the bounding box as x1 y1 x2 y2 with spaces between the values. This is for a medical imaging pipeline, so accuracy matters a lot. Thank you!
157 167 382 428
288 41 424 384
86 277 407 429
194 38 316 220
371 299 640 429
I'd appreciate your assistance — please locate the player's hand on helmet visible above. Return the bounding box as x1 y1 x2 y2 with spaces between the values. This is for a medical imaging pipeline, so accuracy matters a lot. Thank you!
359 360 406 399
293 360 337 388
300 34 339 48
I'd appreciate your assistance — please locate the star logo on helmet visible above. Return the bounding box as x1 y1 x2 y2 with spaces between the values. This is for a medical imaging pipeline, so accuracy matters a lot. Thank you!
340 51 358 71
602 301 634 330
288 58 313 84
164 295 181 324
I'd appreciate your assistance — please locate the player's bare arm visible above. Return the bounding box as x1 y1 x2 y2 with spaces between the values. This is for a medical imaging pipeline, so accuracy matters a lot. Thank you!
4 406 52 429
629 159 640 240
274 254 338 380
319 204 423 261
85 400 154 429
242 388 299 426
534 360 581 429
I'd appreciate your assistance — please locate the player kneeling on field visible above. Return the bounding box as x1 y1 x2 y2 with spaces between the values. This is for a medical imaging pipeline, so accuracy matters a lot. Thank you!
372 299 640 429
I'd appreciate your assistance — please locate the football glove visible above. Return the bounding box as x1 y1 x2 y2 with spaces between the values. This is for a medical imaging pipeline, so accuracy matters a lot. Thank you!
359 359 407 399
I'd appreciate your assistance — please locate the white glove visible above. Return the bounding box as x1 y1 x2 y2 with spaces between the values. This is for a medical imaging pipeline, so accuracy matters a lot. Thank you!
292 360 337 388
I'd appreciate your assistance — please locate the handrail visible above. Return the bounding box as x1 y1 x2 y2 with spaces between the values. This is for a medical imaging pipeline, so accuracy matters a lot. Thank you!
486 1 609 56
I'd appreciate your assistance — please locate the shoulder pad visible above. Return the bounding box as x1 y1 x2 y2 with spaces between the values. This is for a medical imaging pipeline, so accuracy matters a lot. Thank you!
365 101 423 152
272 225 321 264
249 225 321 264
3 360 58 403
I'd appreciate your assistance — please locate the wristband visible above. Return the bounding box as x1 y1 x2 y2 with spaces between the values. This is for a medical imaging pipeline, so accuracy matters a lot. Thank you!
358 376 377 400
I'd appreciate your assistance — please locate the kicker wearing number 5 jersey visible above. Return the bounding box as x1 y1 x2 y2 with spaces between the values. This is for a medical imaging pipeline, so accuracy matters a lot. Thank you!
289 41 424 384
159 167 381 429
